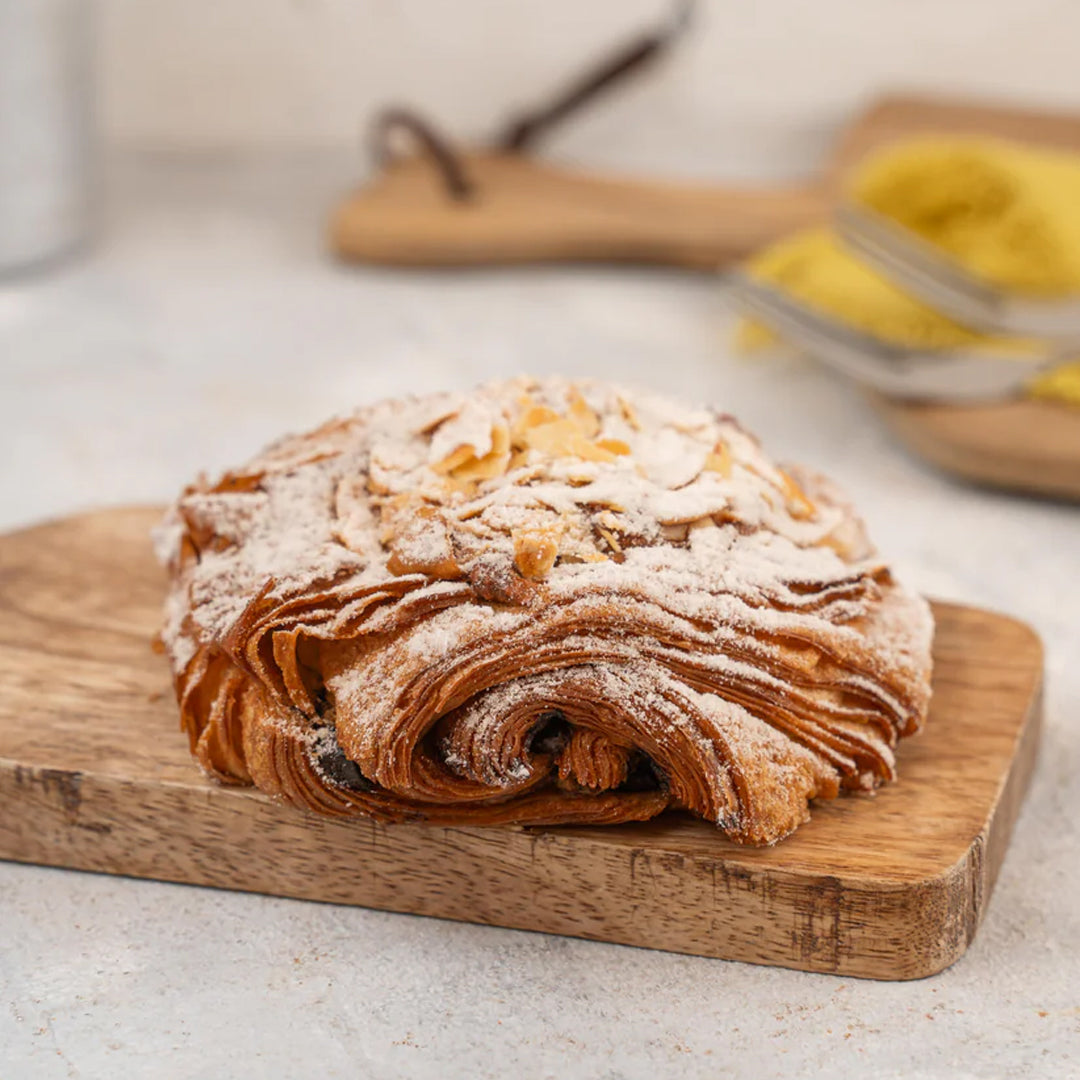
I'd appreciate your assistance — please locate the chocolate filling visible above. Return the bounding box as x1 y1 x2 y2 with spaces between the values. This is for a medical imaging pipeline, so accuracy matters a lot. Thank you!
528 710 571 755
313 726 374 792
619 752 667 793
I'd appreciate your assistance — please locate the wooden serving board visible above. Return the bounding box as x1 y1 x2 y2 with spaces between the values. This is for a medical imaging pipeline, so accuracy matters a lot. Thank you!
0 508 1044 980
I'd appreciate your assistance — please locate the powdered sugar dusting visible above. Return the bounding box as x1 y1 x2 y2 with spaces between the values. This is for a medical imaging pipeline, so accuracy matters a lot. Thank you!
156 375 933 843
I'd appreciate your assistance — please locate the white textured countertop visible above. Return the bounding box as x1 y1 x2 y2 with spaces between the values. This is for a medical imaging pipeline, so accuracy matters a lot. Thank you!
1 151 1078 1079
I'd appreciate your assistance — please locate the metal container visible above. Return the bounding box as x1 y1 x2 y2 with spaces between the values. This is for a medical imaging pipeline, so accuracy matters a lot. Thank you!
0 0 93 272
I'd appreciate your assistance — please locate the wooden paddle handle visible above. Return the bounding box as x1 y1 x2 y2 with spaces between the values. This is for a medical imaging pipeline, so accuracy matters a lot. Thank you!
627 181 830 268
332 154 831 270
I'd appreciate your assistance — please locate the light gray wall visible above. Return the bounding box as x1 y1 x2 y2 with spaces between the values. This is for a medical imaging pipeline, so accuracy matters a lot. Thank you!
97 0 1080 174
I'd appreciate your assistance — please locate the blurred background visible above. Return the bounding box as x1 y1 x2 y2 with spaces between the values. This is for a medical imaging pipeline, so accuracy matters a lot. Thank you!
99 0 1080 169
4 0 1080 520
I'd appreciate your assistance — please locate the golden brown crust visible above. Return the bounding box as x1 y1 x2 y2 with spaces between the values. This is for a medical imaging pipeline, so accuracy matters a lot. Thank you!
156 377 933 845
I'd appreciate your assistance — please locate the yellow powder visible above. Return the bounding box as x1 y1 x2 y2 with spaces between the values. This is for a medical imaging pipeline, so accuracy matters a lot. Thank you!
856 138 1080 296
740 137 1080 406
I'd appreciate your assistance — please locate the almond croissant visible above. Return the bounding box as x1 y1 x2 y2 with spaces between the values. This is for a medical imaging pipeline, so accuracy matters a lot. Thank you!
155 376 932 845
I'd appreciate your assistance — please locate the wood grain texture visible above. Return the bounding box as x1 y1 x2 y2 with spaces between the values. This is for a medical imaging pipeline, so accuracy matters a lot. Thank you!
0 508 1044 980
331 153 829 271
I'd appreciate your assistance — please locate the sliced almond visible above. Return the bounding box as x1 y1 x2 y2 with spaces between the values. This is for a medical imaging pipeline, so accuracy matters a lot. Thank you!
559 550 609 564
455 500 487 521
375 493 414 544
365 471 392 496
520 405 561 427
705 442 732 477
660 522 690 543
575 440 618 464
507 451 537 477
617 395 641 431
451 424 511 482
780 469 816 519
385 507 463 580
511 405 561 448
523 418 583 457
441 475 478 499
820 532 853 559
595 437 631 456
432 442 478 475
595 526 623 555
567 389 601 438
512 526 561 579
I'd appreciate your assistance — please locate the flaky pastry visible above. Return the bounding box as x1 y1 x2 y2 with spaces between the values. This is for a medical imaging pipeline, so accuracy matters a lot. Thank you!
155 377 933 845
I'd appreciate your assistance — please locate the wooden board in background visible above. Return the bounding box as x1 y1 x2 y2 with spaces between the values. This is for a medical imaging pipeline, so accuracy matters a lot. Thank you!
830 93 1080 177
332 93 1080 270
0 508 1044 980
873 396 1080 501
839 96 1080 501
